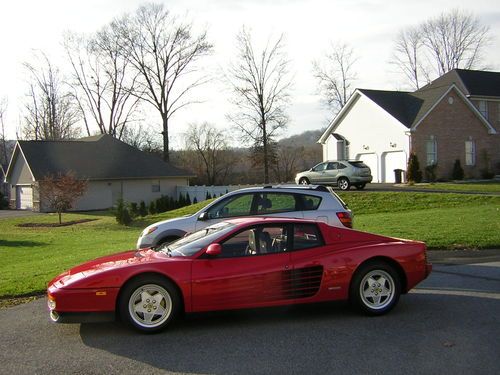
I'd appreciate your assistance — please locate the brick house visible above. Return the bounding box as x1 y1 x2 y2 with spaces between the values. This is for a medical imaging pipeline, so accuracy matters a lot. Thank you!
4 134 194 211
318 69 500 182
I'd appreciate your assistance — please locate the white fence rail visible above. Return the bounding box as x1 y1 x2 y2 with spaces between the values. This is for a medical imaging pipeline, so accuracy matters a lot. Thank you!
176 185 259 203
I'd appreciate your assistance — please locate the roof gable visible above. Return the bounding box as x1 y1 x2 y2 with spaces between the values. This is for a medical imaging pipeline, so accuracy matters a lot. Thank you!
10 135 193 181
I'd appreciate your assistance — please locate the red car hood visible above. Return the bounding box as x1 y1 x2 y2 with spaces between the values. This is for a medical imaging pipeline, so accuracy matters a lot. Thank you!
49 249 169 288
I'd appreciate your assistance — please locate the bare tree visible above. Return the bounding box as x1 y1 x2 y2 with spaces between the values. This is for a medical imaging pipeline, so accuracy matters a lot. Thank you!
64 27 141 139
22 52 80 140
184 122 236 185
312 42 357 114
422 9 490 75
39 172 88 224
0 97 8 166
227 28 292 184
114 3 213 162
272 144 301 183
392 27 426 89
392 9 491 88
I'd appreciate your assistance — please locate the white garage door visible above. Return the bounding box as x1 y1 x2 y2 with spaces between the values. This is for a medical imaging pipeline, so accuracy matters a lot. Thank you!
356 153 378 182
382 151 407 183
16 186 33 210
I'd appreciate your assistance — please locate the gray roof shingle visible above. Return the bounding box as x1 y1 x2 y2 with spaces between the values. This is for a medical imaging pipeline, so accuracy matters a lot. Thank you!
18 134 193 180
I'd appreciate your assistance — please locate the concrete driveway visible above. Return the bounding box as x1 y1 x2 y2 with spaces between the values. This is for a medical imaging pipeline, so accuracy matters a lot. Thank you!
0 210 43 219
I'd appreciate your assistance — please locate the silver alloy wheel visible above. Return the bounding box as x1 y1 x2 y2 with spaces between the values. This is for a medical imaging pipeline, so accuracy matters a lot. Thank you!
299 178 309 185
359 270 395 310
128 284 172 328
338 178 349 190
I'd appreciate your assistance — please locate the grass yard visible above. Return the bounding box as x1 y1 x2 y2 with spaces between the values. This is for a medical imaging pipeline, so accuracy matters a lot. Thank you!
0 191 499 298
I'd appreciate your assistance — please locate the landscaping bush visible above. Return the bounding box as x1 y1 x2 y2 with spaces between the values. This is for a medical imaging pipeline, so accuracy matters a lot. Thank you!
139 201 147 217
0 191 8 209
129 202 139 218
424 164 438 182
148 200 157 215
407 153 422 183
115 199 132 226
452 159 464 180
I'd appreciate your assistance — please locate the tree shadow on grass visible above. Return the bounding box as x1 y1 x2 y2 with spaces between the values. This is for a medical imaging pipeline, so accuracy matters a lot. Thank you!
0 239 46 248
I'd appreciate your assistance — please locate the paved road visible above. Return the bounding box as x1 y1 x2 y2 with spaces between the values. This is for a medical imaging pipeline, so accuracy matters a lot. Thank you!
0 261 499 375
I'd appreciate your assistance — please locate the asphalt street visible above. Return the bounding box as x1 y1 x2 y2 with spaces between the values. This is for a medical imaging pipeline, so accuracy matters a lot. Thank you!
0 260 499 375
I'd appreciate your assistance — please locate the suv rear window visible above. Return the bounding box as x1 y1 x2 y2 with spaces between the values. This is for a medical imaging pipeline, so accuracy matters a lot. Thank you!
301 195 321 211
349 161 369 168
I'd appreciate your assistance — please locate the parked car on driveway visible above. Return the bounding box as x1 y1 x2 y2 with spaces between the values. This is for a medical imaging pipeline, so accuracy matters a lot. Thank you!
295 160 373 190
47 216 432 332
136 185 352 249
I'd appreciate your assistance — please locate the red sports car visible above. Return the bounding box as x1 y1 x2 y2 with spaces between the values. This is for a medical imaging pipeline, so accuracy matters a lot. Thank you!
47 217 432 332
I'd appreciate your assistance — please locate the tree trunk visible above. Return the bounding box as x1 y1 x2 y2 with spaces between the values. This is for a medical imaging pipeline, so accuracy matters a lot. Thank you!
262 121 269 184
162 115 169 162
58 211 62 224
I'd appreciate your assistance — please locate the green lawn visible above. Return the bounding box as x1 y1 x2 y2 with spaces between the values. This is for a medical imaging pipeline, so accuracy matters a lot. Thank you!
0 192 499 298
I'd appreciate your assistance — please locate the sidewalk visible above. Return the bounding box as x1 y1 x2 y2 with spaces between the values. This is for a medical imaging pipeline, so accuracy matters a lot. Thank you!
428 248 500 265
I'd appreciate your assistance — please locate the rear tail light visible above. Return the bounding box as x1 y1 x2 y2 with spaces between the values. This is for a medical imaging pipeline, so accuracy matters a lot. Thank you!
336 212 352 228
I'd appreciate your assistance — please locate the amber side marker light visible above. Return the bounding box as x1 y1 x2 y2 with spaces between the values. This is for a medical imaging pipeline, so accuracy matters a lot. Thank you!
336 212 353 228
96 291 107 296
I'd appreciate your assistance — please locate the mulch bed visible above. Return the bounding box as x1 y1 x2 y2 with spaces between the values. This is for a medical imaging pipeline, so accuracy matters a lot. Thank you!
17 218 97 228
0 295 42 309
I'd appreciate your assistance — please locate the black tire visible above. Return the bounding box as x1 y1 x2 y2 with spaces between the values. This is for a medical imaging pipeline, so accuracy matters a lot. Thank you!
119 275 180 333
355 183 366 190
299 177 310 185
337 177 350 190
349 261 401 315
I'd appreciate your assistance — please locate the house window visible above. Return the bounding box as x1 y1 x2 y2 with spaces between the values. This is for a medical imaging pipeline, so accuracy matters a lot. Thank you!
152 181 160 192
477 100 488 119
426 139 437 166
465 140 475 166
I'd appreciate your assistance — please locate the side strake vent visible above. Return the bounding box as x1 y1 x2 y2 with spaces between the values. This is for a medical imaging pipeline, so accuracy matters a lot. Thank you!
283 265 323 299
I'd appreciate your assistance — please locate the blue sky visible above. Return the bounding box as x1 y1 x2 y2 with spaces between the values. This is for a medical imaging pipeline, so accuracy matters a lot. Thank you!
1 0 499 147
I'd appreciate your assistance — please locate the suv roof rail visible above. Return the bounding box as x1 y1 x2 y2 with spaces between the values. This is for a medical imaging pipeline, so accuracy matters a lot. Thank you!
260 184 330 192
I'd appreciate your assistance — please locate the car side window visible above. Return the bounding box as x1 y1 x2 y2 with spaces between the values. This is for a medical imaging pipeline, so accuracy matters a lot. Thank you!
301 195 321 211
326 162 337 170
220 225 288 258
313 162 327 172
206 194 253 219
292 224 323 250
255 193 298 214
337 162 347 169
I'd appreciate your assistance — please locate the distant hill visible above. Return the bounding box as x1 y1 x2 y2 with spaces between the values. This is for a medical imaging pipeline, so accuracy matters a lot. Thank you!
278 128 325 147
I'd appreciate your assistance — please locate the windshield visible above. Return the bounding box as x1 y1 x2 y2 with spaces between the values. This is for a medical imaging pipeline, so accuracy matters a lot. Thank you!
159 222 235 257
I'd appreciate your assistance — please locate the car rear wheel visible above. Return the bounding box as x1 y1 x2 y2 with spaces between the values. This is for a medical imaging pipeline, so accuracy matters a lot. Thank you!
350 262 401 315
120 275 180 333
299 177 310 185
337 177 350 190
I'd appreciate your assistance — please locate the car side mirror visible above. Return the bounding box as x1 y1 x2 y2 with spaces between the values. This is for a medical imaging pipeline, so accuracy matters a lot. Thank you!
205 243 222 257
198 212 208 221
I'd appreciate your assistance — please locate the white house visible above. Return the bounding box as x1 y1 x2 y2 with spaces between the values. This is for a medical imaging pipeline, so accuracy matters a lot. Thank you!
318 69 499 182
5 134 194 211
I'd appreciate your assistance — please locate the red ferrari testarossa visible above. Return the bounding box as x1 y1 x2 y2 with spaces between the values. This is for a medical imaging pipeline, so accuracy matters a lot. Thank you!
47 217 432 332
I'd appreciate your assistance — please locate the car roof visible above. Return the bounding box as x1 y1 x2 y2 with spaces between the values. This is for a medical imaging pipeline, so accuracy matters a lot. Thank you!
229 185 330 193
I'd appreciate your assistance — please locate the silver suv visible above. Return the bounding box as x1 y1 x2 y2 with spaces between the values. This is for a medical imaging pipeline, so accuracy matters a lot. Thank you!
295 160 372 190
137 185 352 249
